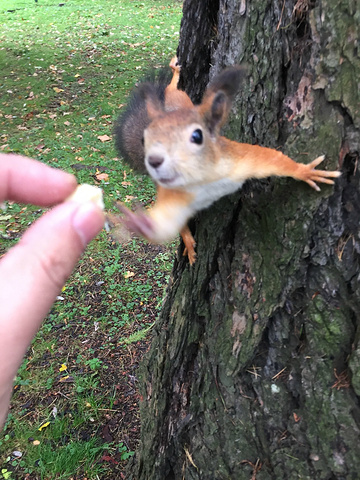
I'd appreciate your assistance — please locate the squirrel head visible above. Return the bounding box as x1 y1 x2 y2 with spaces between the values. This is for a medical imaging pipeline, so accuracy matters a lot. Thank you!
140 66 247 188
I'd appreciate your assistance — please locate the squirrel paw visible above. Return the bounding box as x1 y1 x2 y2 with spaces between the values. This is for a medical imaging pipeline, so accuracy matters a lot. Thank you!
183 246 196 266
300 155 341 191
115 202 155 240
180 226 196 265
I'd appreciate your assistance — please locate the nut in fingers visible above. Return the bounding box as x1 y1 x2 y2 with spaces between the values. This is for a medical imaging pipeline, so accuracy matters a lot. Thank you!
66 184 104 210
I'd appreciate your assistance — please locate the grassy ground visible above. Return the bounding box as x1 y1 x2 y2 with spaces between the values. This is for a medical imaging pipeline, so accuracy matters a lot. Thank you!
0 0 182 478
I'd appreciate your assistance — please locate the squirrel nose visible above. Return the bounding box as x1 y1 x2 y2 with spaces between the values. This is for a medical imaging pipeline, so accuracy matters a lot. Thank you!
148 155 164 169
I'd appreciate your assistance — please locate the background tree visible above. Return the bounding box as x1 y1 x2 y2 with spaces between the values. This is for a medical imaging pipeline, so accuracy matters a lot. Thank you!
129 0 360 478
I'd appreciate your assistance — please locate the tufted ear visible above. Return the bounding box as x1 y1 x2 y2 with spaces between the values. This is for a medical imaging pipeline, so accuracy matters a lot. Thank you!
137 83 165 121
198 65 247 135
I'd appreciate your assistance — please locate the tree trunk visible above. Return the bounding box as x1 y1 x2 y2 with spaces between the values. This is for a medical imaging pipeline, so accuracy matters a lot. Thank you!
129 0 360 478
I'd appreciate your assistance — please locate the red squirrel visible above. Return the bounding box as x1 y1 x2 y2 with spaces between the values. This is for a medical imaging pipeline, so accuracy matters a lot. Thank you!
114 56 197 260
114 56 193 171
115 62 341 264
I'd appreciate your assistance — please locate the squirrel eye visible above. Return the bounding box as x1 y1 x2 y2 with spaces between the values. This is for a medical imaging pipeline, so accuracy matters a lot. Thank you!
190 129 203 145
141 136 144 146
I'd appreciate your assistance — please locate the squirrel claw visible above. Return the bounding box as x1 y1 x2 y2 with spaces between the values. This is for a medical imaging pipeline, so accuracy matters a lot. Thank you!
183 246 197 266
116 202 155 240
180 226 196 265
302 155 341 191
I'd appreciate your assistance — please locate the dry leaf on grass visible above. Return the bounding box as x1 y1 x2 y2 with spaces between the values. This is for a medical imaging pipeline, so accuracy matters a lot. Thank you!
97 134 111 142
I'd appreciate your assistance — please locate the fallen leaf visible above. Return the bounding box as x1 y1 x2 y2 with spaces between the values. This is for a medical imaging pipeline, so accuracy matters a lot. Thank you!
101 424 113 443
97 134 111 142
64 121 71 126
38 422 50 431
59 364 67 372
101 455 119 465
53 87 64 93
96 172 109 181
32 440 40 446
124 271 135 279
59 375 74 383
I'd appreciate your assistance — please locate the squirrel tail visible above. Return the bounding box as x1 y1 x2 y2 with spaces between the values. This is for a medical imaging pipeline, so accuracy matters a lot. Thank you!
114 69 171 173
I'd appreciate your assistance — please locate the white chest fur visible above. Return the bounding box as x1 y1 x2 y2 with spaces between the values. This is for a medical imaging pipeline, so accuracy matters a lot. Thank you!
189 178 244 213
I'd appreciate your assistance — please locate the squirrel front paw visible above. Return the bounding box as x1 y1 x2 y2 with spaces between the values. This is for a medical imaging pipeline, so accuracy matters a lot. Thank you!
115 202 155 240
299 155 341 191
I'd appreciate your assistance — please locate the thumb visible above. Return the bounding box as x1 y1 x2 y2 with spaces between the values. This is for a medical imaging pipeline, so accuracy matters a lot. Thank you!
0 200 104 392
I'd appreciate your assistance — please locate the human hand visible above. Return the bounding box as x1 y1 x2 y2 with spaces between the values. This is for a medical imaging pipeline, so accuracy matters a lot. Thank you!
0 154 105 427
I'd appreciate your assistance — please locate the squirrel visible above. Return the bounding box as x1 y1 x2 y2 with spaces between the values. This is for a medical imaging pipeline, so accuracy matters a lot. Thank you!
114 61 341 265
114 56 193 171
114 56 197 262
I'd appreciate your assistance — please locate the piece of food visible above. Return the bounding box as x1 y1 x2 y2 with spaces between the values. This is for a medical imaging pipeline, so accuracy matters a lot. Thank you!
66 184 104 210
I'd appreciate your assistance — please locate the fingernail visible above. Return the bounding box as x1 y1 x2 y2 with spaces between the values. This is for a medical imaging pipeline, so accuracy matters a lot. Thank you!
72 202 105 247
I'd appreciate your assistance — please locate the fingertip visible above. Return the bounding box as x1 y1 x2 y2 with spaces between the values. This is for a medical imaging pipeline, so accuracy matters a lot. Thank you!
62 170 78 189
1 154 79 205
72 202 105 247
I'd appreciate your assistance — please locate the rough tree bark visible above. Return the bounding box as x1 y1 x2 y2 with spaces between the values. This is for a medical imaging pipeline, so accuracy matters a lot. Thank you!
129 0 360 478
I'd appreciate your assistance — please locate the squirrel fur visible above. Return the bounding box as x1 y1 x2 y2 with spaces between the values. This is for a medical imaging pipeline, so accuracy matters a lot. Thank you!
114 58 341 265
114 57 192 173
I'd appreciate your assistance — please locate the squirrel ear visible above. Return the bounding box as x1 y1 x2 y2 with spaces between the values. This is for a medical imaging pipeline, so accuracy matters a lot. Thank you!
199 66 247 134
138 83 164 121
202 91 228 135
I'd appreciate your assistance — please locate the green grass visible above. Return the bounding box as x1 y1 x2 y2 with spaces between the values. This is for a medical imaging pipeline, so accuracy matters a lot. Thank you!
0 0 182 478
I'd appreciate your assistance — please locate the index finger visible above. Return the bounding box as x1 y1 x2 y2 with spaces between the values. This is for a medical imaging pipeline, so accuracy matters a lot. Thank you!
0 153 77 205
